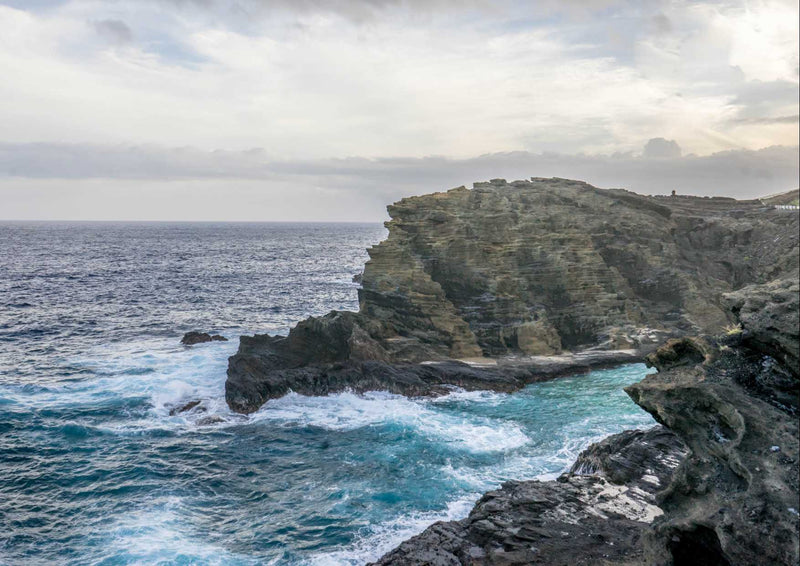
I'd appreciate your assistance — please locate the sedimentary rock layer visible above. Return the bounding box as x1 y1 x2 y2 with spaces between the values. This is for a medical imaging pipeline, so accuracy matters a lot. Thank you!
360 178 797 359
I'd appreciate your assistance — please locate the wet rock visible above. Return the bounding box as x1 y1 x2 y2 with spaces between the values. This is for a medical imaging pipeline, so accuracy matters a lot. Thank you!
181 331 228 345
372 426 687 566
196 415 225 426
225 337 640 414
168 400 204 415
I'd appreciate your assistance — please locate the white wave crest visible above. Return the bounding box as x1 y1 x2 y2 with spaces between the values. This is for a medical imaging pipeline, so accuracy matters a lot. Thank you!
250 390 529 453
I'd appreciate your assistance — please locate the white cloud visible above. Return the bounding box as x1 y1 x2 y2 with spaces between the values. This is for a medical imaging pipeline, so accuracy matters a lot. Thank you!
0 0 796 160
0 0 797 220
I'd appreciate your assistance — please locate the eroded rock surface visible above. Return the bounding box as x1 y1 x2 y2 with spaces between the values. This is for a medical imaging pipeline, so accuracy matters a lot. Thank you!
372 426 687 566
360 178 797 359
627 277 799 566
226 178 798 413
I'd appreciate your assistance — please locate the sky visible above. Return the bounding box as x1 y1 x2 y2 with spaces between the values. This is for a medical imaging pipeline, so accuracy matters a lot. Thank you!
0 0 797 221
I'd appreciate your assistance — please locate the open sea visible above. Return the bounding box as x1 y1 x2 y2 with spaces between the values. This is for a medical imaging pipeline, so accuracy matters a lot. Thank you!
0 222 655 565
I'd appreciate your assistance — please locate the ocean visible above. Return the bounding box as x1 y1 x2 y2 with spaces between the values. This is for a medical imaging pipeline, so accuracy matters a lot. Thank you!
0 222 655 565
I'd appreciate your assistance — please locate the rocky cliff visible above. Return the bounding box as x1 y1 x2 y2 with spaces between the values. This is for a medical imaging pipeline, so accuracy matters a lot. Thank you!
374 277 799 565
360 178 796 359
227 178 798 413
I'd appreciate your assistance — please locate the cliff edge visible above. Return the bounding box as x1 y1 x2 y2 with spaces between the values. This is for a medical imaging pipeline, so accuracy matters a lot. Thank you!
226 178 798 414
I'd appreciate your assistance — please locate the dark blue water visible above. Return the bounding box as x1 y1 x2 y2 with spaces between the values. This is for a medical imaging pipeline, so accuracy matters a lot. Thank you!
0 222 655 565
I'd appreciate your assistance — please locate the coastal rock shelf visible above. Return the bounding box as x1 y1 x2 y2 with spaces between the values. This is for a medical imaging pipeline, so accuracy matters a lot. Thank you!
226 178 798 414
372 426 688 566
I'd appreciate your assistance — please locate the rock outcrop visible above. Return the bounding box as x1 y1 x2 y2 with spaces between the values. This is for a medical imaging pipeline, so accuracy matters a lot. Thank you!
372 426 688 566
226 320 639 413
227 178 798 413
360 178 796 360
626 277 799 565
181 331 228 345
376 278 799 565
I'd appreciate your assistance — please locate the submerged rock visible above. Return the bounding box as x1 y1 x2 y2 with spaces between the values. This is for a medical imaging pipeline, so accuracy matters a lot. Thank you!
196 415 225 426
181 331 228 345
168 399 204 415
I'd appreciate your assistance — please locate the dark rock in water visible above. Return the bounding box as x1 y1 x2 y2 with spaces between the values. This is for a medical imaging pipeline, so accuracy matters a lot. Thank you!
372 426 687 566
168 400 204 415
181 331 228 345
626 278 799 566
225 321 640 413
352 272 363 284
227 178 798 414
196 415 225 426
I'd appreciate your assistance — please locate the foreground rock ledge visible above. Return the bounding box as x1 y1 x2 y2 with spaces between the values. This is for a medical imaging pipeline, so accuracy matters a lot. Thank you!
226 179 798 414
372 426 687 566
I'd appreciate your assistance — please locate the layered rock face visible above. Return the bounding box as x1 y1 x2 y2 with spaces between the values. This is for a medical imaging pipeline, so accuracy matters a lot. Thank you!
227 178 798 413
361 178 797 359
376 278 799 565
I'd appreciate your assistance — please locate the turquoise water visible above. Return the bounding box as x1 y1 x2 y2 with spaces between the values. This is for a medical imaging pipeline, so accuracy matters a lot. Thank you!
0 222 655 565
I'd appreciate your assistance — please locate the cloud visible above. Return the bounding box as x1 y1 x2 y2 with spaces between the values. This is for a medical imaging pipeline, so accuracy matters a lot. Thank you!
0 1 796 160
730 115 799 125
643 138 682 159
0 0 797 221
92 19 133 45
0 142 797 220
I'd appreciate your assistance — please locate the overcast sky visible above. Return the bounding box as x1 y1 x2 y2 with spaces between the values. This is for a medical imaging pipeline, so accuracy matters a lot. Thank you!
0 0 797 220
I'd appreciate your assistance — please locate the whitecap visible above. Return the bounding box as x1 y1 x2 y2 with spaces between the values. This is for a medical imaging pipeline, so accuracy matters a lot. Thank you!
98 497 256 566
249 390 529 453
308 496 479 566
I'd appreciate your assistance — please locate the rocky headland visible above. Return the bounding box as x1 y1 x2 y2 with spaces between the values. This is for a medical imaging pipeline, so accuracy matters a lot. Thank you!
225 178 799 564
226 178 798 414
